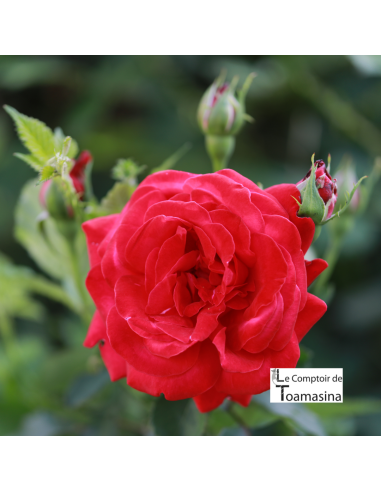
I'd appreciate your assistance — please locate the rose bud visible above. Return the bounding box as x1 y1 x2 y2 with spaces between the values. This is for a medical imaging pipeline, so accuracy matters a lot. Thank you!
39 150 93 219
82 169 328 413
69 150 93 199
197 73 255 171
39 177 73 220
296 157 338 224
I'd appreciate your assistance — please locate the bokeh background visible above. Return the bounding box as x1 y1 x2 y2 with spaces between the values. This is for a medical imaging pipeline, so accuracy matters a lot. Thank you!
1 55 381 436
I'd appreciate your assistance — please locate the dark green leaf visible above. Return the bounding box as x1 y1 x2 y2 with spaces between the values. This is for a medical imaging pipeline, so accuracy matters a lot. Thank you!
253 392 326 436
152 396 206 436
65 371 110 407
306 399 381 418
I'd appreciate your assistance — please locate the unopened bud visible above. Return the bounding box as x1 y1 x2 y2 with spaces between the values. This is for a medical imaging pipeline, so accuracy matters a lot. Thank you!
296 157 338 224
69 150 93 199
197 72 255 171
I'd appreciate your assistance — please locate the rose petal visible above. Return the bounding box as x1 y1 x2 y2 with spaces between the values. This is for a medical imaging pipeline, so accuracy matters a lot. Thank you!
82 214 119 267
99 339 128 381
184 174 264 233
139 170 196 197
107 307 200 377
84 310 106 347
210 209 255 266
121 189 166 229
269 286 301 351
266 183 315 254
127 340 221 400
213 327 264 373
86 265 115 322
101 225 133 288
84 311 127 381
126 216 187 273
193 386 227 413
173 274 192 316
115 275 148 319
294 293 327 342
306 259 328 287
249 232 288 316
155 226 187 283
216 333 300 395
243 292 284 353
145 247 160 294
191 304 225 342
145 200 212 228
146 274 177 315
263 214 307 310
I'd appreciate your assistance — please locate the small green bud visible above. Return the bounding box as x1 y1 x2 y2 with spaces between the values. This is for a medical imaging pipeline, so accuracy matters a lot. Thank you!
40 177 73 221
197 72 255 171
296 155 366 227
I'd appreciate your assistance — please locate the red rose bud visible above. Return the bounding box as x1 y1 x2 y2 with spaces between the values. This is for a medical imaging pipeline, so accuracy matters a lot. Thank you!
69 150 92 198
39 151 92 222
198 80 243 136
296 158 338 224
197 72 255 171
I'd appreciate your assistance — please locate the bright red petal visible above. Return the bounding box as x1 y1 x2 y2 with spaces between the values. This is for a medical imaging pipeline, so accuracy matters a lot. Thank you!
294 293 327 342
306 259 328 287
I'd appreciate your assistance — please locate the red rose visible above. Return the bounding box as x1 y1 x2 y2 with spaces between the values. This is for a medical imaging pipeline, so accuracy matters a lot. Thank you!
83 170 327 412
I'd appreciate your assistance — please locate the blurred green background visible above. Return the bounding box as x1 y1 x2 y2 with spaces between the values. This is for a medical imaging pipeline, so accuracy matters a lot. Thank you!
1 55 381 436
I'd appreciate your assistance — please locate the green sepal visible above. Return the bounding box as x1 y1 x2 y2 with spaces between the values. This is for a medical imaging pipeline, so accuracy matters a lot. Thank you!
324 176 367 224
39 165 57 183
297 161 326 224
54 127 79 159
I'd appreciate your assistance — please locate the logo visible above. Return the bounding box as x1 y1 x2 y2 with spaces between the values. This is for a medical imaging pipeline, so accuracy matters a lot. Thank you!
270 368 343 403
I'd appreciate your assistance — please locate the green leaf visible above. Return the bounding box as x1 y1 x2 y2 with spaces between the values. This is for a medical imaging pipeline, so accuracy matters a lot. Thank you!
206 408 236 435
14 179 88 314
306 399 381 418
65 370 110 407
13 153 44 171
100 182 131 214
232 401 280 430
0 253 44 322
4 105 55 164
253 392 326 436
152 396 206 436
39 165 56 183
297 345 314 368
150 142 192 174
220 427 247 436
112 158 146 182
0 252 76 316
